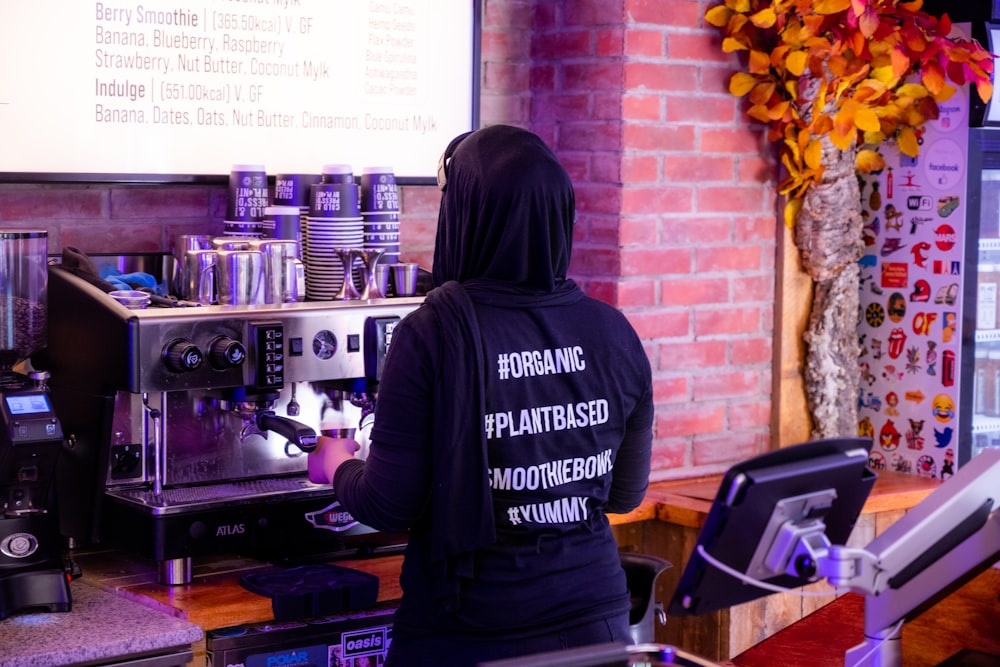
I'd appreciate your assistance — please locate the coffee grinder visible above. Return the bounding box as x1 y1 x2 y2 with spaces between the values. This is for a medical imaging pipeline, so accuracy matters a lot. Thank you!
0 230 72 619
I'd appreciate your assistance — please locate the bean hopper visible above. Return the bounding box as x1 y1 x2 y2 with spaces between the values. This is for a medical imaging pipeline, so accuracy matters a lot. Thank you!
0 230 72 619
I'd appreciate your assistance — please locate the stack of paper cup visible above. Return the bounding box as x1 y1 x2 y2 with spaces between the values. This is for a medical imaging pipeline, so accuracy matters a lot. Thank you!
303 174 363 300
360 166 399 265
225 164 268 238
272 173 320 243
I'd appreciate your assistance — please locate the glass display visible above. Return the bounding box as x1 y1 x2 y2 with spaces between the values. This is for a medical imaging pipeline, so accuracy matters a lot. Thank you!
970 167 1000 458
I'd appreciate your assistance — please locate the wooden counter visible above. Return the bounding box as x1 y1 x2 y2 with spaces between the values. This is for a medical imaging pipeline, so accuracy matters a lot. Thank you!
731 567 1000 667
71 470 941 665
609 470 943 662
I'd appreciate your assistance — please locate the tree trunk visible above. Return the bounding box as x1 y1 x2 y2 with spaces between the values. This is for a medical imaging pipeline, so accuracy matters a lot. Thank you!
794 135 866 439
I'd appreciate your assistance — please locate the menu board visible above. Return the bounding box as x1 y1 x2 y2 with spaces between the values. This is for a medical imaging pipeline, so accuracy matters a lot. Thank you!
0 0 479 182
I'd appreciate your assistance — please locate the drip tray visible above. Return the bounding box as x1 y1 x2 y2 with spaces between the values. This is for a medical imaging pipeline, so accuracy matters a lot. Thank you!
106 477 334 516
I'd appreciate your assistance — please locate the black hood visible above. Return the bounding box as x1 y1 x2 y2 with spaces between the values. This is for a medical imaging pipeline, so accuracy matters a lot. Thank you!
431 125 575 293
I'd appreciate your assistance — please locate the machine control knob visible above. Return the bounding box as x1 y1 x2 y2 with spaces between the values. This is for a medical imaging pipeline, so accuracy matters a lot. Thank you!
1 532 39 559
163 339 204 372
208 336 247 369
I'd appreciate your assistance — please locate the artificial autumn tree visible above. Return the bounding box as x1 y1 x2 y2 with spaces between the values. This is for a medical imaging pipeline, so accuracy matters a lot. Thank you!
707 0 994 439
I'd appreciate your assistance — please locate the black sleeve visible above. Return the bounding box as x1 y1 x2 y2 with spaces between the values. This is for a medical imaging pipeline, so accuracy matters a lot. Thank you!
331 310 436 532
607 353 653 514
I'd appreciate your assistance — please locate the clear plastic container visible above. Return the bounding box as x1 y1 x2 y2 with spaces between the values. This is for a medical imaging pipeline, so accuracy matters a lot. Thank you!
0 230 47 372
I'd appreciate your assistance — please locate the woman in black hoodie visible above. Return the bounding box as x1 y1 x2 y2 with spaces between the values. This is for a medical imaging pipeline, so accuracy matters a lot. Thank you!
309 124 653 666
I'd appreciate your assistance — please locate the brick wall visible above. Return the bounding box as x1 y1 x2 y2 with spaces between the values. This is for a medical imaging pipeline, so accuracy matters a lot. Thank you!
0 0 777 481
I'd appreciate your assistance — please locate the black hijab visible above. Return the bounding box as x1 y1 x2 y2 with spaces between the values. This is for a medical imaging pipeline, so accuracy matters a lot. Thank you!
422 126 581 611
432 125 576 293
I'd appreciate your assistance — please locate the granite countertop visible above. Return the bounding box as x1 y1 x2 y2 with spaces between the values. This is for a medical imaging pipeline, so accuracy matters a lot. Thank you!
0 577 202 667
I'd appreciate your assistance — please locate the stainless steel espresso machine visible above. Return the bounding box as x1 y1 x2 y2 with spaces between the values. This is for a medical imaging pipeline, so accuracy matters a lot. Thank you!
43 257 422 584
0 230 73 619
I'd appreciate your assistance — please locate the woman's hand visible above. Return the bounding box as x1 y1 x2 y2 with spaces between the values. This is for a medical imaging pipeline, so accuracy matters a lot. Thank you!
307 436 361 485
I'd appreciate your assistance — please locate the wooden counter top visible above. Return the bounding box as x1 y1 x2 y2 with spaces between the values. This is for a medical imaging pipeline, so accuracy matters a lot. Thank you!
61 469 942 665
731 567 1000 667
641 468 942 529
74 470 939 634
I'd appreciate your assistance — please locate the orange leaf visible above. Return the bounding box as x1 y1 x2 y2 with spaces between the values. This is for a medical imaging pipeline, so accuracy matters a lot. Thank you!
722 36 748 53
890 47 912 78
768 100 791 120
726 0 751 12
748 104 773 123
898 126 920 157
729 72 757 96
749 81 776 105
922 62 946 96
856 149 886 174
977 79 995 105
831 108 856 149
749 49 771 74
705 5 731 27
854 106 881 132
750 7 776 28
814 0 851 14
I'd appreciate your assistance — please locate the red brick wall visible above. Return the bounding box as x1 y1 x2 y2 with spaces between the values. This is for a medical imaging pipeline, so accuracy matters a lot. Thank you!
524 1 778 480
0 0 777 480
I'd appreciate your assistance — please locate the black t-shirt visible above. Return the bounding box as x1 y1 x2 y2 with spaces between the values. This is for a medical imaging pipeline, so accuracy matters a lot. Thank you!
334 289 653 639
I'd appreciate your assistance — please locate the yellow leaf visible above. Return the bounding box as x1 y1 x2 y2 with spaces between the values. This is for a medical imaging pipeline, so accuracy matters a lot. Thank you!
863 130 887 145
814 0 851 13
722 36 748 52
727 0 751 12
872 65 899 88
856 149 886 174
854 106 881 133
729 72 757 96
784 198 803 229
750 7 776 28
786 50 808 76
932 84 957 103
896 83 929 99
803 139 823 170
705 5 731 27
898 127 919 157
749 49 771 74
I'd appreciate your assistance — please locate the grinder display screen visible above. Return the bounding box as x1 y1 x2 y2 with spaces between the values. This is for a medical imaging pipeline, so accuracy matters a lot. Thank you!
5 393 52 415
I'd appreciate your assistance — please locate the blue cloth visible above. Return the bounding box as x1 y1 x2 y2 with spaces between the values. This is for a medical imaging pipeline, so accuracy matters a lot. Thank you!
99 269 163 294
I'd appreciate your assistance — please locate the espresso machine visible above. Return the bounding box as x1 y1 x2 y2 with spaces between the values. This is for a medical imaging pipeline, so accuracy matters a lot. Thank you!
43 255 423 584
0 230 73 619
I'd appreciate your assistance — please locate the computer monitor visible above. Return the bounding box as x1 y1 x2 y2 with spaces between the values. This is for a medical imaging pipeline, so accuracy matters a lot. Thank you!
668 438 876 616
